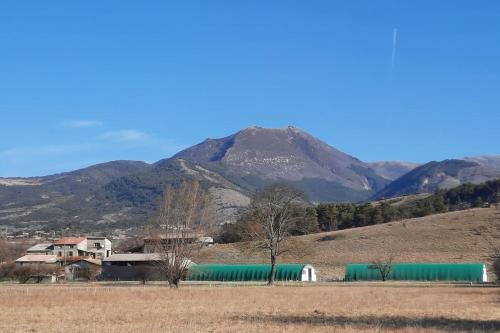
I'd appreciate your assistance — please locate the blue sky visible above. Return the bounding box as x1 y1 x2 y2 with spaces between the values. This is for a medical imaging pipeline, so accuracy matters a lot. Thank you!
1 1 499 176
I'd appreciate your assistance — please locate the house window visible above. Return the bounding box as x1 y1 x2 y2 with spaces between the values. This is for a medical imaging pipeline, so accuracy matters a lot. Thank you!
58 252 62 257
69 245 74 249
94 242 102 249
68 251 73 257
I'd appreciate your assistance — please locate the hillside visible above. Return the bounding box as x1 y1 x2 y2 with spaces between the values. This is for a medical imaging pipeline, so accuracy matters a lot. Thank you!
0 161 152 231
197 207 500 281
374 158 500 199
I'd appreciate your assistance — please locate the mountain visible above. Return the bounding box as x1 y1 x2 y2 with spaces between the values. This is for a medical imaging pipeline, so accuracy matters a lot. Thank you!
99 126 394 226
373 157 500 199
169 126 390 201
1 126 498 233
367 161 420 180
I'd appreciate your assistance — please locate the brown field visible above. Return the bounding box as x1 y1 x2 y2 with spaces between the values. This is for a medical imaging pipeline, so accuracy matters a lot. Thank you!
0 284 499 333
197 207 500 280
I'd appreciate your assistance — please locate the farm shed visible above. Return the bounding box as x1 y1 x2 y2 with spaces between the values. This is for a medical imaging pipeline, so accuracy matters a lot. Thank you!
344 263 487 282
187 264 317 282
15 254 59 266
101 253 193 281
64 258 102 281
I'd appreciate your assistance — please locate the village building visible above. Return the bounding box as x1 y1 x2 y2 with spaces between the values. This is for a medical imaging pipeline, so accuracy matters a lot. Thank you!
101 253 194 281
52 237 88 258
50 236 112 259
15 254 59 266
14 236 112 281
142 234 213 253
101 253 163 280
26 243 54 255
64 258 102 281
85 236 112 258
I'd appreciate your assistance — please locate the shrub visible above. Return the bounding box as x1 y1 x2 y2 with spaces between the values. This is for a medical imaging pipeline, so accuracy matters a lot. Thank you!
0 262 16 280
11 266 33 284
492 248 500 283
76 266 101 281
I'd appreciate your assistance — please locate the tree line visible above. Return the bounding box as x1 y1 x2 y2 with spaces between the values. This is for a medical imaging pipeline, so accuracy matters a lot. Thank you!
217 179 500 242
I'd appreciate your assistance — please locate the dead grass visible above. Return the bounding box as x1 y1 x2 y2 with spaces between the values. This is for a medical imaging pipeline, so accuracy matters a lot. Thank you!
0 284 498 332
197 208 500 280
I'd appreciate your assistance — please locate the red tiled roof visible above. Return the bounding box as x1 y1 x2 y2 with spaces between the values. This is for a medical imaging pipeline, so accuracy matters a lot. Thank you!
54 237 85 245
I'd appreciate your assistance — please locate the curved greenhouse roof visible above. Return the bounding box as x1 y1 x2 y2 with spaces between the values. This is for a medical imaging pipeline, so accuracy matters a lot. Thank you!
187 264 313 282
345 263 487 282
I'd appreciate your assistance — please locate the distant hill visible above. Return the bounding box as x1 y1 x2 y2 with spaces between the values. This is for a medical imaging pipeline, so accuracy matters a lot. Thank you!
367 161 419 180
0 161 152 231
0 160 151 208
373 158 500 199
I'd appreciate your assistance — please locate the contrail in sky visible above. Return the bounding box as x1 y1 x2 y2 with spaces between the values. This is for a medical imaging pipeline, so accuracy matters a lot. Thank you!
392 28 398 68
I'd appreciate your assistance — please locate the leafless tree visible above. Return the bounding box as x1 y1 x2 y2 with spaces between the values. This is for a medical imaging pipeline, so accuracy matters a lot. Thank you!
0 240 28 264
369 257 394 282
77 265 101 281
486 238 500 283
492 250 500 283
245 183 305 285
151 179 213 288
0 262 15 279
31 264 59 283
11 266 33 284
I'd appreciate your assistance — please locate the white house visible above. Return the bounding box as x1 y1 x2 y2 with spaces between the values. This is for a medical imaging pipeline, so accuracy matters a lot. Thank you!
52 236 112 259
52 237 88 258
85 236 112 258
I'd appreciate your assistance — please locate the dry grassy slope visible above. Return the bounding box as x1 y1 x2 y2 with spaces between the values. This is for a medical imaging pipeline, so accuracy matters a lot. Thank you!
197 207 500 281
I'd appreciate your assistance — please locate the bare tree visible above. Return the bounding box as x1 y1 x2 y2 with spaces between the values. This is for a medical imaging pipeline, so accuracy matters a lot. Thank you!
0 240 28 264
486 238 500 283
31 264 59 283
0 262 15 280
492 250 500 283
151 179 213 288
369 257 394 282
77 265 101 281
245 184 305 285
0 240 8 264
11 266 33 284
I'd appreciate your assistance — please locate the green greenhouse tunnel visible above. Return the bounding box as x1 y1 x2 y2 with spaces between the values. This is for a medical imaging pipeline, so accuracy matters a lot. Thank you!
187 264 317 282
344 263 488 282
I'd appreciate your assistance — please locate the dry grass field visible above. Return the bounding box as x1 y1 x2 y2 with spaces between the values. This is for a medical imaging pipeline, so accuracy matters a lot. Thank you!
197 207 500 280
0 284 498 333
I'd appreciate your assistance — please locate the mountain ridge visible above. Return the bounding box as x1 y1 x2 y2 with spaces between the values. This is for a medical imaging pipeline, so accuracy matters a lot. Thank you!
0 126 499 233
